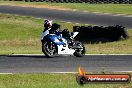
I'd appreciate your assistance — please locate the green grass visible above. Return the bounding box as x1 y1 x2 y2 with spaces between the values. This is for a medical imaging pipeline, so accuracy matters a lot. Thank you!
0 13 132 54
0 1 132 15
0 73 131 88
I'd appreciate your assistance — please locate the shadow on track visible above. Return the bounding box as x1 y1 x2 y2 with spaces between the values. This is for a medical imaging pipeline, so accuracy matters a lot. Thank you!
0 55 73 59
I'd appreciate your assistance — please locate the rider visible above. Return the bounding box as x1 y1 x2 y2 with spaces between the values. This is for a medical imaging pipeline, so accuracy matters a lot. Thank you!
41 19 72 43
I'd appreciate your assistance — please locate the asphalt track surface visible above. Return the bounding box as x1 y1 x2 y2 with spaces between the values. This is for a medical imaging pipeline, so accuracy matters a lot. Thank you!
0 55 132 73
0 5 132 29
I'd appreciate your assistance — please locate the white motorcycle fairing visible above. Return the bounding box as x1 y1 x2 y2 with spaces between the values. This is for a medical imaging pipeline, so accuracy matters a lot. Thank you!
57 32 79 55
53 37 75 55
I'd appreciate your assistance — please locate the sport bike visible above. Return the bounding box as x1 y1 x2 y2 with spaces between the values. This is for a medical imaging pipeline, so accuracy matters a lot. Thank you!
41 29 85 57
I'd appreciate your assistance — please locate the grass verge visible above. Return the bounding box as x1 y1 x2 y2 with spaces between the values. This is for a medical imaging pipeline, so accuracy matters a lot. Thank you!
0 73 131 88
0 13 132 54
0 1 132 15
0 74 132 88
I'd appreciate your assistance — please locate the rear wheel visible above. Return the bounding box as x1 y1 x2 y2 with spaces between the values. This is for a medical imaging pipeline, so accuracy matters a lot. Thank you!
42 41 58 58
73 42 86 57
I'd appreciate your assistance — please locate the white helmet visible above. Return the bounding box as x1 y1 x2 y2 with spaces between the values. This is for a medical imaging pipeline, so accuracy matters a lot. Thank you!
44 19 52 29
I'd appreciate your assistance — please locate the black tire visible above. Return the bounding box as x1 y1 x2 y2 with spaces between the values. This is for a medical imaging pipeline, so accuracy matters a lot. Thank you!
42 41 58 58
74 43 86 57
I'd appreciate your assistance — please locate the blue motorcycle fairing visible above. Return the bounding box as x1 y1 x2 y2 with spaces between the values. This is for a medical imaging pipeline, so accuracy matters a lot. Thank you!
47 34 65 45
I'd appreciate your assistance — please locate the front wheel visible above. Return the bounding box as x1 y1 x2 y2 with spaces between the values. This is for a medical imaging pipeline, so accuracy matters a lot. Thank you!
74 42 86 57
42 41 58 58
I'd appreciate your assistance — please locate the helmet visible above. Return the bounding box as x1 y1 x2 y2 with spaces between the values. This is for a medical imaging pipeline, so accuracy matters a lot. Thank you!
44 19 52 29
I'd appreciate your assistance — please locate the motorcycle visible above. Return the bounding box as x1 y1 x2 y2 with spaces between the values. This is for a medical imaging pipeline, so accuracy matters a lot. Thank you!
41 29 86 58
